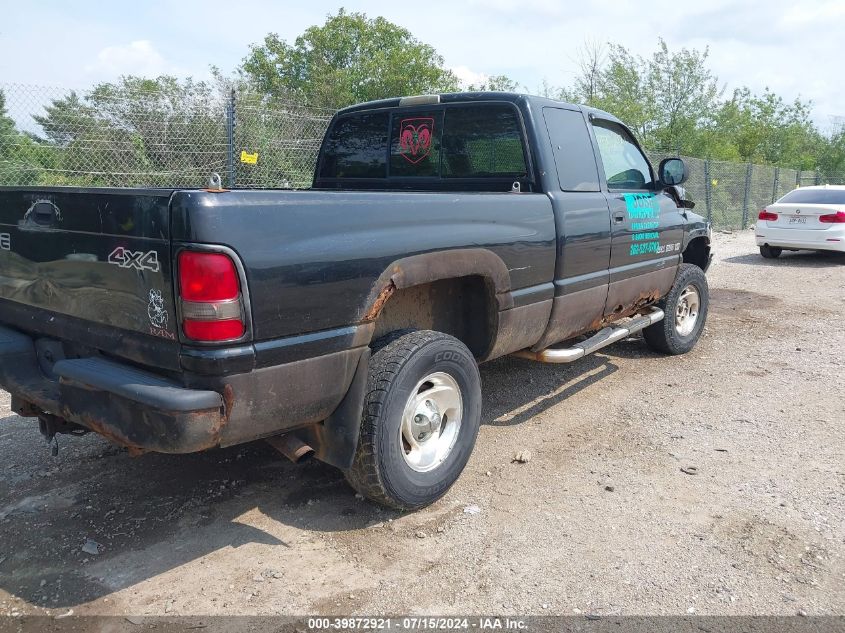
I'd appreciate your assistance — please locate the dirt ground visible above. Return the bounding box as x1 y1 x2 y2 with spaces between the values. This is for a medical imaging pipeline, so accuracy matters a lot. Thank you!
0 230 843 617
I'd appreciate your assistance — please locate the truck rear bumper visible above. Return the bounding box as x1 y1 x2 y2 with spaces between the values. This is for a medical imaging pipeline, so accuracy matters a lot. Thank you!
0 324 367 464
0 324 227 453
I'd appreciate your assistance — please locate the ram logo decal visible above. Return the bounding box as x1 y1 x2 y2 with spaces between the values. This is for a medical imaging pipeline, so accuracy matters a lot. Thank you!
0 233 9 251
398 117 434 164
147 289 169 329
108 247 160 272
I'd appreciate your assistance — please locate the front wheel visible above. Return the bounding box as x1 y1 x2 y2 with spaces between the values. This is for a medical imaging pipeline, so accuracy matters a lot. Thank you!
345 330 481 510
643 263 709 355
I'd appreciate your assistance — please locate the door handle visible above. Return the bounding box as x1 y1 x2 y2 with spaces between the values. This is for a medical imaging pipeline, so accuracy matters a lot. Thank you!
613 212 625 224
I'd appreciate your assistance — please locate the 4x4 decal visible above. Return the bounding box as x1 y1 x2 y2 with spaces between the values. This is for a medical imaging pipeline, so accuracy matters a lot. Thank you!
108 247 160 272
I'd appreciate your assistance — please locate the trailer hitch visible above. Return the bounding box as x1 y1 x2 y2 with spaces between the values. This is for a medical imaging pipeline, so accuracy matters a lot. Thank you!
38 413 89 456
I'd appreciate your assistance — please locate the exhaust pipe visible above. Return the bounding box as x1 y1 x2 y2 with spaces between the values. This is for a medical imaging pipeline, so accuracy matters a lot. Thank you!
266 433 315 463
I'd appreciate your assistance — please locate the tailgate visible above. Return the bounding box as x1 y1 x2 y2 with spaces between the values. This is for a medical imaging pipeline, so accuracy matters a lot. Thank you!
0 187 180 349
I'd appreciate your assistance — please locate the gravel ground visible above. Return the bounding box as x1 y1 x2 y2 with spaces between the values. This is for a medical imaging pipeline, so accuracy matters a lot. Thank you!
0 230 843 617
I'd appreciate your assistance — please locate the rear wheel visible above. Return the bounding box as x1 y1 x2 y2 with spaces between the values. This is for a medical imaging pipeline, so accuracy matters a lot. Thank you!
345 330 481 510
760 244 782 259
643 264 709 355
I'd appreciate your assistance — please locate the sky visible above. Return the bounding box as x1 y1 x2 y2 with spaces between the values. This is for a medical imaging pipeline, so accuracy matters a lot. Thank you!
1 0 843 130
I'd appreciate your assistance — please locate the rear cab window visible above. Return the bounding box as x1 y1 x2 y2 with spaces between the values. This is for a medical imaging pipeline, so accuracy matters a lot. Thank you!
440 106 528 179
316 102 530 190
318 112 389 179
390 111 443 178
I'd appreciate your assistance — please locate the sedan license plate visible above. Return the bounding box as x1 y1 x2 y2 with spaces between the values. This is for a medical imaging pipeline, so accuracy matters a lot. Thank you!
788 216 807 224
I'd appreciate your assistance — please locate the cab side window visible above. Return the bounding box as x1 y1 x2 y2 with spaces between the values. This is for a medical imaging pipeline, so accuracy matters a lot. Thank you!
543 107 600 192
592 121 653 190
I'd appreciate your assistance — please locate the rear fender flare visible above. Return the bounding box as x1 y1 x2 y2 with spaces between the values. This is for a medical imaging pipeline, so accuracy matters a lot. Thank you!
361 248 513 323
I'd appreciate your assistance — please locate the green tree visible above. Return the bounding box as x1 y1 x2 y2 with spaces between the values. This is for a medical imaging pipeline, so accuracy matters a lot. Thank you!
31 76 225 186
562 39 835 173
572 40 606 105
464 75 520 92
0 90 18 183
0 91 15 136
241 9 459 108
710 88 821 169
817 129 845 176
644 40 721 152
571 39 721 150
589 44 652 138
0 89 55 185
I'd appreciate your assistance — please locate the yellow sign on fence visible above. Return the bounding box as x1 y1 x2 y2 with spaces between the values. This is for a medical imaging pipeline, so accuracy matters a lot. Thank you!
240 150 258 165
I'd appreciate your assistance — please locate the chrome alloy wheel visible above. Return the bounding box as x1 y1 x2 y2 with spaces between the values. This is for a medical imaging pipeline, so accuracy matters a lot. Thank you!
675 284 701 336
399 372 463 473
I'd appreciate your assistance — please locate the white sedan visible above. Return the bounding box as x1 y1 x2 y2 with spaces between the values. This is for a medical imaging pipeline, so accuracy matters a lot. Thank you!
755 185 845 258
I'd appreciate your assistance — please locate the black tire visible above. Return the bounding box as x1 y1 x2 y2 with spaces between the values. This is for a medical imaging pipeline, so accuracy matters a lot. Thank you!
643 263 709 355
345 330 482 510
759 244 782 259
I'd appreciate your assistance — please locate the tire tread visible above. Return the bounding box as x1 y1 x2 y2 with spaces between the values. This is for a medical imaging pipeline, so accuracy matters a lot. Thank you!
643 263 709 355
346 330 466 509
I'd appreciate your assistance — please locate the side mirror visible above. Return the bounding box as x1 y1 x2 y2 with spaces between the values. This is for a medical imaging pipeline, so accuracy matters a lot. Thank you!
658 158 688 187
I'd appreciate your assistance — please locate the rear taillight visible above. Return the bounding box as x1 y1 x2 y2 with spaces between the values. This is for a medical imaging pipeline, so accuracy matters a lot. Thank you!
819 211 845 223
179 252 240 301
183 319 244 341
758 210 778 221
178 250 245 342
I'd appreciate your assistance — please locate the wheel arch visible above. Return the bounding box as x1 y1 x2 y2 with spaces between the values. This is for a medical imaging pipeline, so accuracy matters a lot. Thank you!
683 235 712 271
360 248 513 358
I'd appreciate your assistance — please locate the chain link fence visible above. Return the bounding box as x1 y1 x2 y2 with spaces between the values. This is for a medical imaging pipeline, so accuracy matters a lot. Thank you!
645 152 821 230
233 96 333 188
0 83 332 190
1 82 842 229
1 83 232 187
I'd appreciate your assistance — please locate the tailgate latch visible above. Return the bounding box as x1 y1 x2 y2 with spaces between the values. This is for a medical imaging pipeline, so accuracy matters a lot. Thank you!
24 200 62 228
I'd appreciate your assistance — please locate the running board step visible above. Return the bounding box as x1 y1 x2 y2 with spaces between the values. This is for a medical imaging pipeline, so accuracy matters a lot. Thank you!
513 308 664 364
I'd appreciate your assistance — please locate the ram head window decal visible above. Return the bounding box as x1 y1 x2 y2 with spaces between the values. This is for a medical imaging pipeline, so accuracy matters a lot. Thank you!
398 117 434 164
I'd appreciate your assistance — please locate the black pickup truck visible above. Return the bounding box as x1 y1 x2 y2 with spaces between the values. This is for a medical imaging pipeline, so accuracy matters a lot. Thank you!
0 92 711 509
